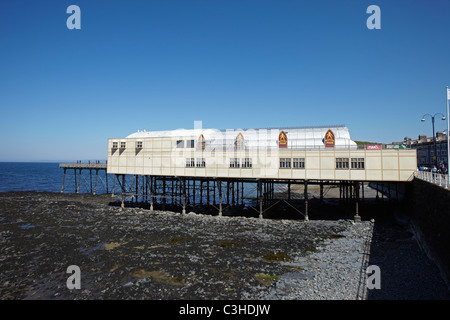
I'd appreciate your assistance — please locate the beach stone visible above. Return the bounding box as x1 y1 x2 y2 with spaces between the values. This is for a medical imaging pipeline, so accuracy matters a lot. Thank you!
0 191 449 300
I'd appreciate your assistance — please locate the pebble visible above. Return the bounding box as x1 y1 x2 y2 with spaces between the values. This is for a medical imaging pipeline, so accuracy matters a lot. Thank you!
1 191 449 300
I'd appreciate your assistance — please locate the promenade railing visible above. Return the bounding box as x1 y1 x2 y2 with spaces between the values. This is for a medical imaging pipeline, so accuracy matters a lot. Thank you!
414 170 449 189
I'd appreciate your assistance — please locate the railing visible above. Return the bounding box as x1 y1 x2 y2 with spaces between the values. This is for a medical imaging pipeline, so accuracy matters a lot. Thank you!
59 163 107 169
414 170 450 189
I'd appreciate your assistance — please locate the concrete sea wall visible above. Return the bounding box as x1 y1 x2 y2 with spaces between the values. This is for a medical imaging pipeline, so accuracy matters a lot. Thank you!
404 178 450 288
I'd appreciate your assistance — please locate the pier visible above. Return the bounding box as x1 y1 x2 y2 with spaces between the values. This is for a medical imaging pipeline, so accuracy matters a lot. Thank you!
59 162 406 222
59 163 109 195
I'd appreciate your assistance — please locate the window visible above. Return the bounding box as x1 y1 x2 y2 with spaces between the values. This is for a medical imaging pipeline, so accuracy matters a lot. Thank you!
136 141 143 149
196 158 205 168
120 142 126 149
177 140 184 148
336 158 349 169
187 140 195 148
351 158 365 170
280 158 291 169
186 158 195 168
242 158 252 168
198 134 205 150
235 133 244 150
293 158 305 169
112 142 118 149
230 158 240 168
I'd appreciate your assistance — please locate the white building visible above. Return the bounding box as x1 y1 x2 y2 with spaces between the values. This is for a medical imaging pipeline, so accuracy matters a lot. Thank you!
107 125 417 182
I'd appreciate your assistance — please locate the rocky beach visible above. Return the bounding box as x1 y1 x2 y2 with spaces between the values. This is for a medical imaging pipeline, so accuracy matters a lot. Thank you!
0 190 449 300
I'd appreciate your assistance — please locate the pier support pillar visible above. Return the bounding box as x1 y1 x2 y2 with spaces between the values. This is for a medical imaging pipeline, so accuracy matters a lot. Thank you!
287 181 291 201
304 180 309 221
319 182 324 204
218 179 222 217
149 176 154 211
182 178 186 214
111 174 116 197
354 181 361 223
60 168 66 193
93 169 98 195
121 174 125 209
258 180 263 219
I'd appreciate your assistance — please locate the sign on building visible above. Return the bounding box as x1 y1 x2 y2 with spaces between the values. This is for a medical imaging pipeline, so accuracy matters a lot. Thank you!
324 129 335 148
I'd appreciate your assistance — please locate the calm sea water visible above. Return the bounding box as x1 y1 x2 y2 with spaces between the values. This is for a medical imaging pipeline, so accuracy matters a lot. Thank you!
0 162 65 193
0 162 260 200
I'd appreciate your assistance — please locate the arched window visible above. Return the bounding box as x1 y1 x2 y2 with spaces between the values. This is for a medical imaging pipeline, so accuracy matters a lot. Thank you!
235 133 244 150
198 134 205 150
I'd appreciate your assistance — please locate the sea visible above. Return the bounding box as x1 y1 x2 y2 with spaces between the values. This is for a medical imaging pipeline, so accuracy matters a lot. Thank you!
0 162 71 193
0 162 260 200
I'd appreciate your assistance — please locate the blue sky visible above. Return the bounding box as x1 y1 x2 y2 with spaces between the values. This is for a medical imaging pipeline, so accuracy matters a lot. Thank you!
1 0 449 161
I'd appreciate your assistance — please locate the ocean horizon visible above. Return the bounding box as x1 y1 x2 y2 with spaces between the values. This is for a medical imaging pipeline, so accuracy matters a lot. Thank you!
0 162 260 201
0 162 106 193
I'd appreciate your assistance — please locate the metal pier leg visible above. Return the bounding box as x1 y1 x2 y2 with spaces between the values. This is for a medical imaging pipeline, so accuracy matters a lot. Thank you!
171 179 175 205
263 181 266 206
135 175 139 203
74 169 78 193
304 180 309 221
60 168 66 193
111 174 116 197
207 180 210 205
106 171 109 194
226 180 230 205
232 181 235 206
182 178 186 214
361 181 364 202
213 180 216 205
93 169 98 195
200 180 203 205
192 178 196 207
288 181 291 201
320 182 324 204
150 176 154 211
354 181 361 222
121 174 125 209
259 196 263 219
236 181 239 205
89 169 93 194
145 175 149 204
258 180 263 219
218 179 222 217
162 177 166 209
375 182 379 201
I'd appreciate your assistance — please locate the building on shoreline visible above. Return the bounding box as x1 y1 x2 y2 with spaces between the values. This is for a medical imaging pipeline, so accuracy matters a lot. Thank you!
401 132 448 169
107 125 417 182
102 124 417 219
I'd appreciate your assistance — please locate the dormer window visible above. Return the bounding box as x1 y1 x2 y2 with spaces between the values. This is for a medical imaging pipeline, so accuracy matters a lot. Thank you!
120 142 126 149
112 142 118 149
136 141 143 149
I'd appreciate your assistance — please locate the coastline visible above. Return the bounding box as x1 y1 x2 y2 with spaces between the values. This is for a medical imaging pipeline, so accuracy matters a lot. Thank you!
0 191 449 300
